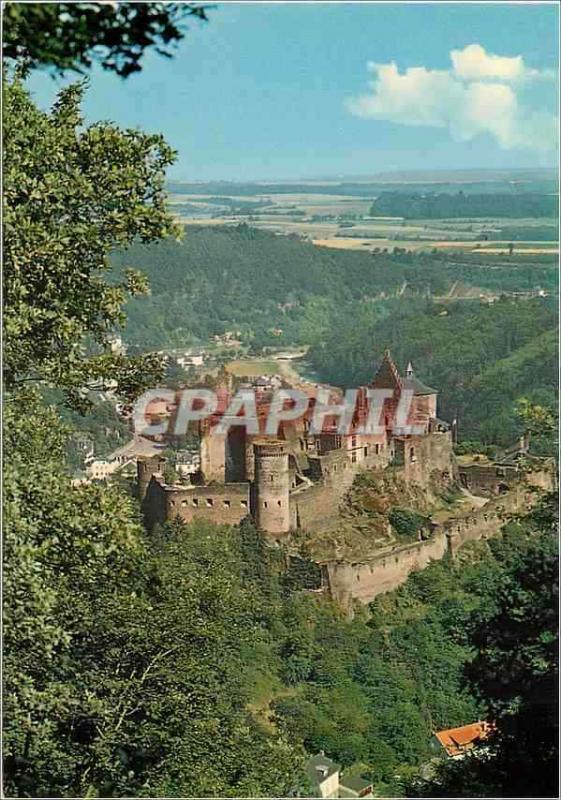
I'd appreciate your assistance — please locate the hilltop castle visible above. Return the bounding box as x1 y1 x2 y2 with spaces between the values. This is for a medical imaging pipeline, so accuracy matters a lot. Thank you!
138 350 456 537
137 349 555 607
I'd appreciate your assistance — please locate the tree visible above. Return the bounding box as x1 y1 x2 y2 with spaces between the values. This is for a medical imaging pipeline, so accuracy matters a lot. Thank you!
411 496 559 798
3 77 178 407
2 2 209 77
3 397 304 796
3 393 150 796
515 398 557 441
464 502 559 797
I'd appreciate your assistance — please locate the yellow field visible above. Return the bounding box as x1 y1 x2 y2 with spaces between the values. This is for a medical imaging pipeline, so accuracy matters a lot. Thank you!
225 359 279 377
312 237 558 254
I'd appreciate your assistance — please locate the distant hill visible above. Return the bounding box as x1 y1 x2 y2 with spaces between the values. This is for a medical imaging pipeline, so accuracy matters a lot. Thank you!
167 168 558 198
311 167 558 183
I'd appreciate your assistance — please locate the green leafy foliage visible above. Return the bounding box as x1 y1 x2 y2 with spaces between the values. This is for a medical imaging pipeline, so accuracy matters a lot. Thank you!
3 397 305 797
388 507 430 540
109 226 557 354
3 2 208 77
411 496 558 798
5 390 556 796
3 78 176 405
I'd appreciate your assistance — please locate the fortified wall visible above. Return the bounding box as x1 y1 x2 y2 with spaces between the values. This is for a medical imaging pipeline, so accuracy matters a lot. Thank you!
321 469 555 608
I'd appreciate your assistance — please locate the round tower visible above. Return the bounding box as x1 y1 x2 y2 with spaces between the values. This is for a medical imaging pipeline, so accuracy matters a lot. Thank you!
137 454 166 501
253 439 290 535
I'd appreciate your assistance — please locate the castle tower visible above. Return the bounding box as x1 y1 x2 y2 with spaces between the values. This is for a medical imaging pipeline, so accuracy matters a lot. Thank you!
371 349 402 391
137 454 166 501
253 439 290 535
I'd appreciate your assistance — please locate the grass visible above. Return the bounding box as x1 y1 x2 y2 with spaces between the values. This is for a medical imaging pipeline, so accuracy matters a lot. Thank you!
226 359 279 377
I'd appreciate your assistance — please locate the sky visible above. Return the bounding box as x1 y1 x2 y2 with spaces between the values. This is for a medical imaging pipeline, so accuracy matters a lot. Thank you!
27 2 560 181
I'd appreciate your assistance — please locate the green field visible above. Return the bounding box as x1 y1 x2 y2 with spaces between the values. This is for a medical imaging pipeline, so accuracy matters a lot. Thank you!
170 185 558 254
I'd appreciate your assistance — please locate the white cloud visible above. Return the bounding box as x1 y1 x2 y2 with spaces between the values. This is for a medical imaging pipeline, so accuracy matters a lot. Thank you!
450 44 524 81
347 44 558 152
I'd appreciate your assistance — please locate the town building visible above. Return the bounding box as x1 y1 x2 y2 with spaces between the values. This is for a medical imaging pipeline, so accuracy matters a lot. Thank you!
305 753 373 799
434 721 494 759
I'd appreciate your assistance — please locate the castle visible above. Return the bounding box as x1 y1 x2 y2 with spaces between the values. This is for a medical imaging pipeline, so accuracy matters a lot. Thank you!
137 350 555 606
138 350 455 536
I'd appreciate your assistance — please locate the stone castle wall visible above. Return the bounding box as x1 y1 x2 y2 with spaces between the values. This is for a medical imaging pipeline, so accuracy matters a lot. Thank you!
145 478 250 528
290 431 454 533
322 472 553 607
290 446 389 532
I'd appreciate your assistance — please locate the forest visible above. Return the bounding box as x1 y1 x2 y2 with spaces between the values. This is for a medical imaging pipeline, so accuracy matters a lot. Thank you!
167 174 558 198
308 296 558 450
109 226 558 450
370 191 558 219
112 225 558 352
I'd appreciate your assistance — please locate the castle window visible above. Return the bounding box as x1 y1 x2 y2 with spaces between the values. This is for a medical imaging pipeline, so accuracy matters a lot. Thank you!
277 500 282 507
364 447 368 457
409 447 416 463
181 500 189 508
351 453 357 463
351 435 357 447
206 498 214 507
263 501 268 508
356 574 360 582
375 444 380 455
192 498 199 507
270 475 274 482
223 499 231 508
240 500 248 509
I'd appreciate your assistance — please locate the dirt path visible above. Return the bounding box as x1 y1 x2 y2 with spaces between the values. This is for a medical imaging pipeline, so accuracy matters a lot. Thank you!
431 488 488 523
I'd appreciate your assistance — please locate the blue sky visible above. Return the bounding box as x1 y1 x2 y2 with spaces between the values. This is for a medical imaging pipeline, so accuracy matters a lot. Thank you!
27 2 559 180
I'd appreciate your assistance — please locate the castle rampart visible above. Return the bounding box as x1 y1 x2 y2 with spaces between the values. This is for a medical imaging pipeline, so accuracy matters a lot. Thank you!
144 477 250 529
321 471 553 608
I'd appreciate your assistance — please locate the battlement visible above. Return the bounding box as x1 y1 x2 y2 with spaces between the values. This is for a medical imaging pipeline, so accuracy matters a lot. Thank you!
321 469 555 611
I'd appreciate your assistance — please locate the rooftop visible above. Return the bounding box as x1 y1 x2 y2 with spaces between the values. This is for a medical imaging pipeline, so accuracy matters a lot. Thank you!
339 774 373 796
372 350 437 396
306 753 341 786
402 375 437 397
435 721 493 758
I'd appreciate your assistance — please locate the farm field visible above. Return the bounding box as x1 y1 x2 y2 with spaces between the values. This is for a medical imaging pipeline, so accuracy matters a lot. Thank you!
170 184 558 254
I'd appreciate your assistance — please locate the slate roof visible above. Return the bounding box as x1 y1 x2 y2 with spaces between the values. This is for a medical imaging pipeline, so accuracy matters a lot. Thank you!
402 375 437 396
372 350 437 396
339 774 373 796
306 753 341 787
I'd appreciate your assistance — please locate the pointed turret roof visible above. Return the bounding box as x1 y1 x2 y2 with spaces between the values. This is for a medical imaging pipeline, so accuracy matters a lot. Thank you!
371 349 402 391
402 361 437 396
372 353 437 396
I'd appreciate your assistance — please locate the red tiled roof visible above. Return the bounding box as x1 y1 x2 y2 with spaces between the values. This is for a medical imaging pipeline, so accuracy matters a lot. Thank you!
435 721 493 758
